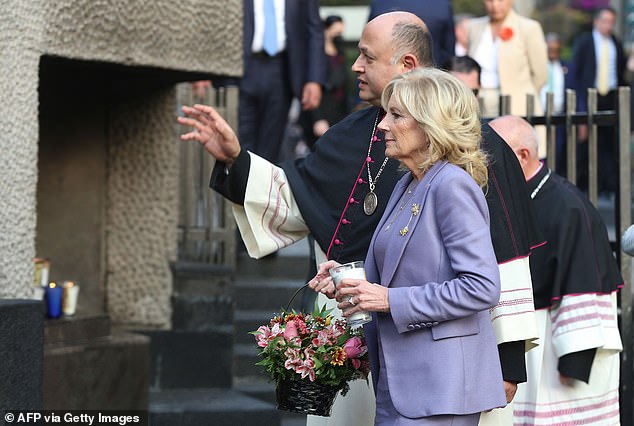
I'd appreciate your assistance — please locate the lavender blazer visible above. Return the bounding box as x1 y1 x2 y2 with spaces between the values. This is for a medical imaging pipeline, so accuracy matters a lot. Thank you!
364 161 506 418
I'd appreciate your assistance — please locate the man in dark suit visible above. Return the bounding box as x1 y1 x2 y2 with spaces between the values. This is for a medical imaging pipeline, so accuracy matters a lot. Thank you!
368 0 455 68
240 0 326 163
571 6 625 193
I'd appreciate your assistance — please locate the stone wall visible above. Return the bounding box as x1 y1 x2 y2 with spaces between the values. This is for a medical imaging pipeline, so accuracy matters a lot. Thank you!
0 0 43 299
107 88 179 325
0 0 242 326
40 0 242 77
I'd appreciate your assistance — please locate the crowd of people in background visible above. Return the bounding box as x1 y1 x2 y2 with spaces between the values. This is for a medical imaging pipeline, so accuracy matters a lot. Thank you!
181 1 630 425
260 2 631 202
202 2 631 197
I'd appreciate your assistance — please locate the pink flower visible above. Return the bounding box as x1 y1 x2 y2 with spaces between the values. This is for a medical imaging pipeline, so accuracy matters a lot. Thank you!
343 336 367 359
296 357 316 381
284 347 302 371
303 347 315 361
252 308 371 387
284 320 299 340
311 330 331 347
271 323 284 337
295 318 308 335
331 321 346 338
255 325 272 348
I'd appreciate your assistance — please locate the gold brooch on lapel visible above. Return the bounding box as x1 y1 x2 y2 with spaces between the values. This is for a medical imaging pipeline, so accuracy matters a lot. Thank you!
398 203 420 237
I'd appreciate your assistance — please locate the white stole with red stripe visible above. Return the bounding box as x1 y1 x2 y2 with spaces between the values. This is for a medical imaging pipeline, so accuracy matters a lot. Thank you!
233 152 309 258
513 292 622 425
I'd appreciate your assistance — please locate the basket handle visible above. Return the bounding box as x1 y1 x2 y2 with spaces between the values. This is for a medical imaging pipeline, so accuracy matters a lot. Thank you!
285 283 310 311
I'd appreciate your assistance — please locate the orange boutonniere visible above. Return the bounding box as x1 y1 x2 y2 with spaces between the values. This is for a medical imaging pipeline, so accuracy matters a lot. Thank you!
499 27 514 41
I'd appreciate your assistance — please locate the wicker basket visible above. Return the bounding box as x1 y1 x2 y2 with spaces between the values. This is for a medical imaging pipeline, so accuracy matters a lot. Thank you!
275 378 340 416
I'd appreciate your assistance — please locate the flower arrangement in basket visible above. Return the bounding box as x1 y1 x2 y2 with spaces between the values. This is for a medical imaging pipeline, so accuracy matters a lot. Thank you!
252 302 370 417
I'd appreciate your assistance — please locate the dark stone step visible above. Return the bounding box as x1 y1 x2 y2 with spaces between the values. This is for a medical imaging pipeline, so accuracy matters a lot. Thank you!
171 261 233 296
237 254 311 280
234 376 276 405
233 377 308 426
171 293 233 331
149 388 281 426
234 310 281 346
44 313 110 345
234 343 267 379
138 329 232 390
43 330 150 410
171 260 233 278
234 278 307 311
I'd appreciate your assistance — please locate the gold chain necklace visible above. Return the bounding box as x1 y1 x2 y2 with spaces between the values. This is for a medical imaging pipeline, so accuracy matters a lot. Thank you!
363 111 389 216
384 179 421 236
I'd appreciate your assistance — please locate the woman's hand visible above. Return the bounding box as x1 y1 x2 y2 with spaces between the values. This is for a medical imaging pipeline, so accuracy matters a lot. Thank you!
307 260 340 299
335 278 390 314
559 374 574 387
178 104 241 167
504 381 518 403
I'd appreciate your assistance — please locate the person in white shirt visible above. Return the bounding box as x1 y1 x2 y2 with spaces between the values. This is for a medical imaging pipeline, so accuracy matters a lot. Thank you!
540 32 570 174
454 14 472 56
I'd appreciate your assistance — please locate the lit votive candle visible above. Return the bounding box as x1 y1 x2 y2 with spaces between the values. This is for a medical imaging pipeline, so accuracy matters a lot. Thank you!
62 281 80 316
40 260 50 288
45 282 63 319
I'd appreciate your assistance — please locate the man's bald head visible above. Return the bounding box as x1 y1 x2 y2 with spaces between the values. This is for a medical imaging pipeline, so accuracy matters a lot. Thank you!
368 12 433 67
352 12 433 105
368 10 427 27
489 115 541 179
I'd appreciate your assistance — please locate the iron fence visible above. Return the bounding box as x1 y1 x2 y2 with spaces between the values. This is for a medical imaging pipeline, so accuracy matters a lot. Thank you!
176 83 239 269
489 87 632 424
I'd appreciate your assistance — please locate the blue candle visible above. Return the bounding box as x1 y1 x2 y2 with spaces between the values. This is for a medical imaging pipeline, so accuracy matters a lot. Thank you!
45 282 63 319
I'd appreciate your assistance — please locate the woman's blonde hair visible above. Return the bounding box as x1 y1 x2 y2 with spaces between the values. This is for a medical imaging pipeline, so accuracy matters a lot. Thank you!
381 68 488 188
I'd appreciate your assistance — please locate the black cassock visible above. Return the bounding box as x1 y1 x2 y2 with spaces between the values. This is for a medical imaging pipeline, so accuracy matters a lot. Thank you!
527 165 622 380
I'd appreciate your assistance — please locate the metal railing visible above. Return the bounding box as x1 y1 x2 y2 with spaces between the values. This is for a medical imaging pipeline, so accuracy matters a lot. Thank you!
487 87 632 424
176 83 239 269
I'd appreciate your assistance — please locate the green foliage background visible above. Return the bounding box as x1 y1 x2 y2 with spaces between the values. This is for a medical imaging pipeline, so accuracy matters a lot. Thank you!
452 0 485 16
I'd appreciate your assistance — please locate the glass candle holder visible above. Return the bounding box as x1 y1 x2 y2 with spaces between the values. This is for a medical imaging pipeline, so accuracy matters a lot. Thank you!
329 261 372 326
45 282 63 319
62 281 80 316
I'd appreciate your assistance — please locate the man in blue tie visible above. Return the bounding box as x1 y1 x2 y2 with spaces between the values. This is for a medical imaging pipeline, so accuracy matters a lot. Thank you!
240 0 326 163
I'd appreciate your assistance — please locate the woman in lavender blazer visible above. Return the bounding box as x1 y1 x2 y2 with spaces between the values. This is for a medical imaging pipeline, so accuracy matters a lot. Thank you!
311 68 506 425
